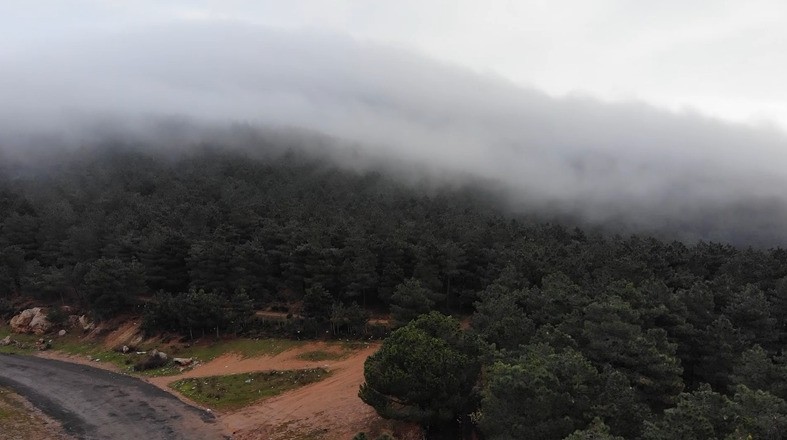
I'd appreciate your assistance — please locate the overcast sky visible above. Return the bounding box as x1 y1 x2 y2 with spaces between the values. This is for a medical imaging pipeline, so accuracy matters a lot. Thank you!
3 0 787 128
3 1 787 244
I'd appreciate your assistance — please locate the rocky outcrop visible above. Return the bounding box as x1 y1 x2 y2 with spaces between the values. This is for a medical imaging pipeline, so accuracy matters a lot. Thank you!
9 308 51 335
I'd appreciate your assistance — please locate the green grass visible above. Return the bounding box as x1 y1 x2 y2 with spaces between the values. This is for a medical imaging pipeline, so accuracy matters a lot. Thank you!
0 330 40 355
55 337 305 377
0 387 70 438
170 368 330 410
338 340 373 351
295 349 347 361
0 388 21 421
56 338 133 365
174 338 302 361
139 338 305 377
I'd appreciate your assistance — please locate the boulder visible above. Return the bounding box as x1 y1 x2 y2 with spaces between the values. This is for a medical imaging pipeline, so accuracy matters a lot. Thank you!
58 329 67 337
29 310 52 335
114 345 135 354
133 350 170 371
9 308 37 333
150 349 168 361
9 308 51 334
0 335 12 346
78 315 95 332
173 357 193 366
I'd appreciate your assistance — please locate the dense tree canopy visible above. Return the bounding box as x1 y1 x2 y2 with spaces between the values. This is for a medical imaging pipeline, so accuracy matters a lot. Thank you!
359 312 484 438
4 143 787 438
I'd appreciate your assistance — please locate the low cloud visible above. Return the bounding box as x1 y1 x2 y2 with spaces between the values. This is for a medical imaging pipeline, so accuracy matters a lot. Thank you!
2 22 787 245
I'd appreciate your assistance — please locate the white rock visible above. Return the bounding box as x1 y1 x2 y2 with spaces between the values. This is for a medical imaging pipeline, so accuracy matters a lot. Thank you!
173 357 193 366
9 308 51 334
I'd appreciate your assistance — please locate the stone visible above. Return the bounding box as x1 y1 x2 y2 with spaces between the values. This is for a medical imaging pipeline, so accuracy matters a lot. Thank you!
78 315 95 332
58 329 67 337
29 310 52 335
0 335 12 346
9 308 37 333
173 357 193 366
9 308 51 334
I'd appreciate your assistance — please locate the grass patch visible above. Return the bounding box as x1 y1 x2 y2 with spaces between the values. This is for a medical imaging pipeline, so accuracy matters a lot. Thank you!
55 338 131 365
53 337 304 377
139 338 305 377
0 330 40 355
0 388 22 421
270 421 329 440
338 340 373 351
0 387 70 439
296 349 347 361
176 338 302 362
170 368 330 410
0 326 308 378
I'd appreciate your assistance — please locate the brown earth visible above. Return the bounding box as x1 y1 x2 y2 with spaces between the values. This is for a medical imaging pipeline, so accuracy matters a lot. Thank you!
148 341 385 439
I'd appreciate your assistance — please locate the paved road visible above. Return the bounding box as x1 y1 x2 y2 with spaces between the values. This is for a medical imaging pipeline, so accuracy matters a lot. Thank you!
0 354 227 440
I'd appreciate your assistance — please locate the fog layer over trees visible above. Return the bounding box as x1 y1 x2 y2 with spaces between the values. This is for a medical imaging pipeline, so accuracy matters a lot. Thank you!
3 23 787 245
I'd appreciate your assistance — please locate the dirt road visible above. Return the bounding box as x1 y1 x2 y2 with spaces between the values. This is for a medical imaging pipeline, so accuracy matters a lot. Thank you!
0 354 227 440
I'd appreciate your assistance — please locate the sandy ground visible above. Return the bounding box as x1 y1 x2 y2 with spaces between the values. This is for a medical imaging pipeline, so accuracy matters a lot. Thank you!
0 354 227 440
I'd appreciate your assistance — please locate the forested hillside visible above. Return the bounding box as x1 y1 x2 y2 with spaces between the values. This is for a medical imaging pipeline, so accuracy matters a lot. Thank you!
3 143 787 439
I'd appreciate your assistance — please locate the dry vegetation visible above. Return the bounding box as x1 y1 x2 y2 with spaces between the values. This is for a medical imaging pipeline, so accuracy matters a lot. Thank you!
0 387 72 440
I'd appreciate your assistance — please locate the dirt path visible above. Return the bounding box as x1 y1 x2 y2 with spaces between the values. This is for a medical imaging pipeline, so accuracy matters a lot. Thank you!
0 354 227 440
148 342 383 439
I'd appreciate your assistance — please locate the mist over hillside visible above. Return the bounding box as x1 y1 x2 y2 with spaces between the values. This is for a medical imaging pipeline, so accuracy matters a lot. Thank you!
3 22 787 246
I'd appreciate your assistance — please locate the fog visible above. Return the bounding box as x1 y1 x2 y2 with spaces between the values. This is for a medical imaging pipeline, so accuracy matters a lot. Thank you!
3 22 787 245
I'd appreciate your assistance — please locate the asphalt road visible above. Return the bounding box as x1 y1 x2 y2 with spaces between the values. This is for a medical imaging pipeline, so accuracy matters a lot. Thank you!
0 354 227 440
